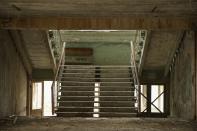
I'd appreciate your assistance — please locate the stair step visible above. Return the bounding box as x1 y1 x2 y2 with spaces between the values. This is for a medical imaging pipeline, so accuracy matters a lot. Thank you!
61 65 134 68
55 112 137 115
56 113 137 117
56 64 138 117
60 81 133 83
63 68 131 71
59 97 136 101
57 106 137 109
57 101 136 103
58 91 134 93
58 95 137 98
60 85 134 89
62 72 130 75
60 77 133 79
58 103 136 107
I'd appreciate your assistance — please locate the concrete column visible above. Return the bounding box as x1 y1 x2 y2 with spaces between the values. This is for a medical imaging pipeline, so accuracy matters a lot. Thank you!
195 31 197 120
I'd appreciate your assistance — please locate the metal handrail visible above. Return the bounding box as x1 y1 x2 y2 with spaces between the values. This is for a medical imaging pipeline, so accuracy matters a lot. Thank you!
51 42 66 114
130 42 140 86
130 41 141 113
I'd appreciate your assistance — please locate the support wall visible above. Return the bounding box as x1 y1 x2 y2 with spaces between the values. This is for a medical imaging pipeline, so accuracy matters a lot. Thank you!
169 31 196 120
0 30 28 117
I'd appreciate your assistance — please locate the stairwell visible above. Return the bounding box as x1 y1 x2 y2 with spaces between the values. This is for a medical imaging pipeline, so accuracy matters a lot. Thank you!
56 65 138 117
49 31 144 117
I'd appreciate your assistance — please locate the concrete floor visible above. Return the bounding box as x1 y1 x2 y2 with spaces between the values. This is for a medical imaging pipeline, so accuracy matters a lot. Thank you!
0 117 197 131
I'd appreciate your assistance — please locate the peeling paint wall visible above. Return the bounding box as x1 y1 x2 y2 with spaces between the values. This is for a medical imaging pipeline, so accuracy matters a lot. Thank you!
0 30 27 117
66 42 131 65
170 31 195 120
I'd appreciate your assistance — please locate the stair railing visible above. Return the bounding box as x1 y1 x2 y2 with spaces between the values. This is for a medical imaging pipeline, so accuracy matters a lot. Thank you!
51 42 66 114
130 41 141 113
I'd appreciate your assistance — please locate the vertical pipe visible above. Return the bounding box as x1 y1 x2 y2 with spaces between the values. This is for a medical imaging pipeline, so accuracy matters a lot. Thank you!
30 82 33 116
194 31 197 120
138 83 141 114
42 81 44 117
164 79 169 116
147 84 151 116
158 85 161 111
26 76 31 117
51 81 55 115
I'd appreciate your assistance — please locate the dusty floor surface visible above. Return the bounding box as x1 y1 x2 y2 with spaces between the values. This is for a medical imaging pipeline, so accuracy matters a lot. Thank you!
0 117 197 131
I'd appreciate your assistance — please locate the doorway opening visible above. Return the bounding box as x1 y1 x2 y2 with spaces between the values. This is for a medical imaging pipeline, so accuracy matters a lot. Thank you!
31 81 55 117
140 84 166 117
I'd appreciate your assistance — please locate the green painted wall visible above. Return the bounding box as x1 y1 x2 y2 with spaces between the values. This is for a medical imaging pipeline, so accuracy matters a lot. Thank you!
66 42 131 65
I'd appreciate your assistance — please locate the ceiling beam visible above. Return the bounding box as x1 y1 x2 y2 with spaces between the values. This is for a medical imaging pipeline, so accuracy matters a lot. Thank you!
59 31 137 43
8 30 33 76
0 16 196 30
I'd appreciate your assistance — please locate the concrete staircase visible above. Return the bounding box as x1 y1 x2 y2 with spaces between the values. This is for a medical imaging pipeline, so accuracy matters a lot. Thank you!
55 65 138 117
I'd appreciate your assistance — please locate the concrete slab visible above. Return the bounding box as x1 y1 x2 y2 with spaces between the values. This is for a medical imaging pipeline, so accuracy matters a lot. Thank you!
0 117 196 131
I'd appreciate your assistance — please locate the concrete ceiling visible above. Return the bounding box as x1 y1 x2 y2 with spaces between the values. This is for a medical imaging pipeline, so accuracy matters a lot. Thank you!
143 31 182 70
61 30 182 74
0 1 190 79
0 0 196 30
60 31 137 43
140 31 183 82
20 30 53 69
0 0 196 17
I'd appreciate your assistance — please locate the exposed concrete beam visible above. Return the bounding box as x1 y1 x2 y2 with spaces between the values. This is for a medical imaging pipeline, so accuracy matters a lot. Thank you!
19 30 54 69
164 31 185 77
140 69 166 84
0 17 196 30
43 30 56 73
195 31 197 120
60 30 137 43
46 31 57 73
32 69 54 81
8 30 32 76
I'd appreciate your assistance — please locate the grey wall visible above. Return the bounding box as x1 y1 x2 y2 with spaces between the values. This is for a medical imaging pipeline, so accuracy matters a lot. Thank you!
66 42 131 65
169 31 196 120
0 30 27 117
